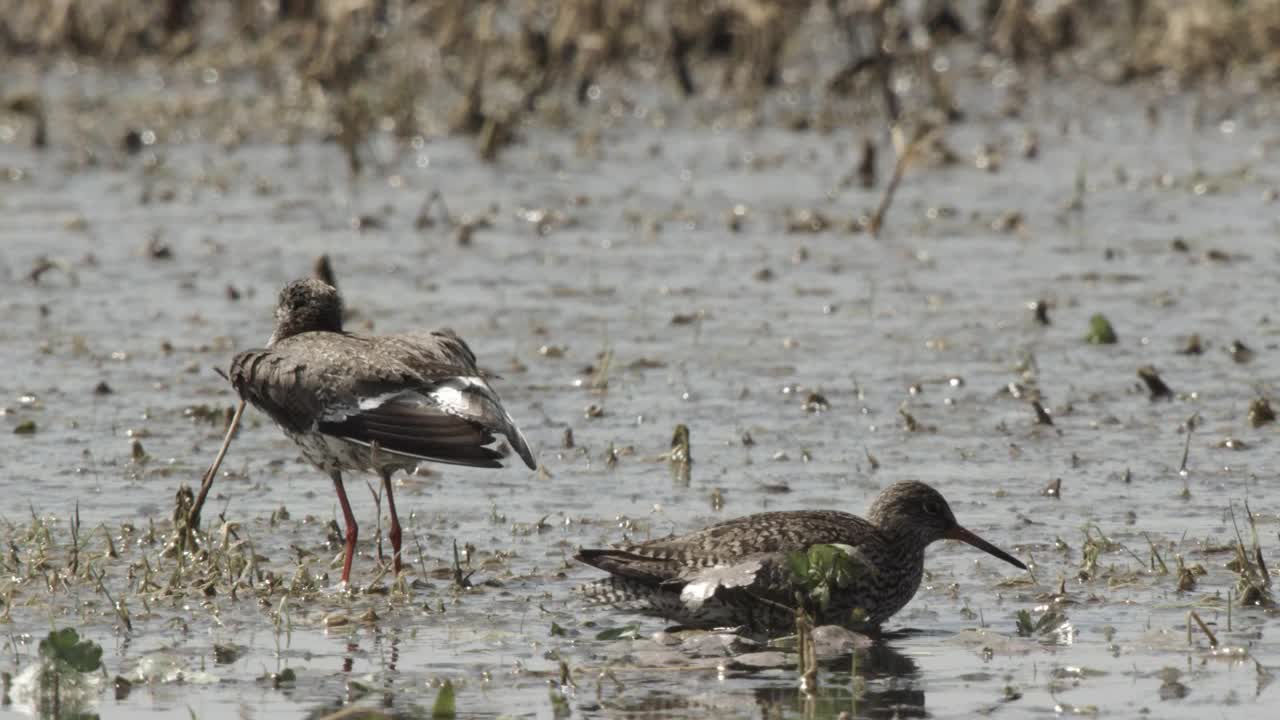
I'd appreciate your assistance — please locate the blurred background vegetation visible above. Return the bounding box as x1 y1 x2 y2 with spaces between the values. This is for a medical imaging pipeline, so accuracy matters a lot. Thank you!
2 1 1278 164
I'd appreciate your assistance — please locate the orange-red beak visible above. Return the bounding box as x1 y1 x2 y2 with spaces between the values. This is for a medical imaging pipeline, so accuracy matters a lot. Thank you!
944 525 1027 570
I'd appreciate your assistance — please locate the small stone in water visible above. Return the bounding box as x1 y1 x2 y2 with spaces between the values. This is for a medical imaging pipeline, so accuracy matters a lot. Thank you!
1229 340 1254 364
1248 399 1275 428
802 392 829 413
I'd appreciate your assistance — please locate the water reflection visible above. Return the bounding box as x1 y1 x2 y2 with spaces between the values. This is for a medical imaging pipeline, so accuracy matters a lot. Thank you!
589 640 922 719
341 641 357 674
754 642 924 719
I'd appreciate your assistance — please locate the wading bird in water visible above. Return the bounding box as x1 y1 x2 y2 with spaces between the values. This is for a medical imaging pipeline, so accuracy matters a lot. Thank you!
230 278 535 584
577 481 1025 632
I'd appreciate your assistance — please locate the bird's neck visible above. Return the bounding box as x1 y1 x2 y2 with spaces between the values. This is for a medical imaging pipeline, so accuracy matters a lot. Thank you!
878 525 933 562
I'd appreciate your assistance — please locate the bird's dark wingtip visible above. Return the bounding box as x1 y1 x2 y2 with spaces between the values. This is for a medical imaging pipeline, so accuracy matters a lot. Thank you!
573 548 609 567
517 451 537 471
504 428 537 470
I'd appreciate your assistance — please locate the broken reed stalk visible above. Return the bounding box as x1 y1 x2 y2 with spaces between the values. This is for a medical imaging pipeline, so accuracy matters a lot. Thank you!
1179 426 1193 473
68 501 80 574
869 125 939 237
452 539 472 588
187 398 247 541
1187 610 1218 648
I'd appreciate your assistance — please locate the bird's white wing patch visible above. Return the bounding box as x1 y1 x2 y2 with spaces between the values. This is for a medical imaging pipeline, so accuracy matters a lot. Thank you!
428 385 465 412
680 558 767 609
356 391 404 411
429 377 500 418
317 390 403 422
450 376 490 390
348 377 488 416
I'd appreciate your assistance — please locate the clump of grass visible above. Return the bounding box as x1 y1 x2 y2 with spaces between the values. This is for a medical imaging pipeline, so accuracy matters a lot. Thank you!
1077 525 1132 581
1227 502 1273 607
1173 554 1205 592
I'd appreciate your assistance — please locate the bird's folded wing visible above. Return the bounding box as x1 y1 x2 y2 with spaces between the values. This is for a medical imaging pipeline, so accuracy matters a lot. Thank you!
317 391 505 468
573 548 685 585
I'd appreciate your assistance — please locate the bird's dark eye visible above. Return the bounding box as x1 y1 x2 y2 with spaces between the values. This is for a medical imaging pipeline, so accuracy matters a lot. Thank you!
922 501 941 515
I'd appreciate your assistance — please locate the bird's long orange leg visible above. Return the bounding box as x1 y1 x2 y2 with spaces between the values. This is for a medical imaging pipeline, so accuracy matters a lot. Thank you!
380 469 403 575
330 470 358 584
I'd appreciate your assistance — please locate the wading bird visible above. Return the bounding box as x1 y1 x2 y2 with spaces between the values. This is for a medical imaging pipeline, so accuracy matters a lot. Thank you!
230 278 535 584
577 481 1025 631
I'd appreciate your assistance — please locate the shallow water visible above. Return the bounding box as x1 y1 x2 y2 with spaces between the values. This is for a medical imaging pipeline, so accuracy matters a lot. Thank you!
2 73 1279 719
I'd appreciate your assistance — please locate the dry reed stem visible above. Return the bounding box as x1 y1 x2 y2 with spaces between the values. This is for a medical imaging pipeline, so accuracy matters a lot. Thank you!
188 398 247 538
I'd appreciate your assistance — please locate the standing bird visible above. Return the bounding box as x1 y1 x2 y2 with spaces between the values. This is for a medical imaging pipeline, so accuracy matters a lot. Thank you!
576 481 1025 632
230 278 535 584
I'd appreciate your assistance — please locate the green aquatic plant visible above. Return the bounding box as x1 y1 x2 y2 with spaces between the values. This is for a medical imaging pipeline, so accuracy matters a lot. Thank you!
39 628 102 674
1084 313 1117 344
1014 608 1068 638
787 544 867 613
12 628 108 718
431 679 457 718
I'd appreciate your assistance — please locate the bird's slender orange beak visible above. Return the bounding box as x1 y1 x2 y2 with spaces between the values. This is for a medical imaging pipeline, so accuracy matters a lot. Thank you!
945 525 1027 570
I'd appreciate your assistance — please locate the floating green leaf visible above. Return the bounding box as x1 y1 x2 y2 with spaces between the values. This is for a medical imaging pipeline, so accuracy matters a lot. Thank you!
13 420 36 435
432 679 457 719
594 624 640 641
1085 313 1117 344
549 621 568 637
38 628 102 673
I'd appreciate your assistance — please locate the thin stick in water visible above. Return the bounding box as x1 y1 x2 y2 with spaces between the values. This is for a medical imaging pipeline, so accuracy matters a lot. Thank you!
1189 610 1218 648
869 125 939 237
188 398 247 538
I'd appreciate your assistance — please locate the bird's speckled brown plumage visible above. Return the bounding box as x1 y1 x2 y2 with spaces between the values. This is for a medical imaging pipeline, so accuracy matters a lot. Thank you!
576 481 1025 632
230 278 534 583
